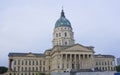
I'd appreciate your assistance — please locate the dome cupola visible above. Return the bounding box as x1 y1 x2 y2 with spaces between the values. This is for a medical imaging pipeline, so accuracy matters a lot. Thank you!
55 9 71 28
53 9 74 46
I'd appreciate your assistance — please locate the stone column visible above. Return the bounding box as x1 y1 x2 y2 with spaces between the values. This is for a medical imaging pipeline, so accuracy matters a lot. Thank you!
83 54 85 69
75 54 76 70
86 54 88 68
89 54 91 68
79 54 81 69
60 54 63 69
62 54 64 70
70 54 71 69
66 54 67 69
9 59 13 71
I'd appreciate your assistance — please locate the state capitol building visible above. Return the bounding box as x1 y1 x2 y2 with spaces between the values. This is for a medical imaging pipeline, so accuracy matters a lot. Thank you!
6 9 115 75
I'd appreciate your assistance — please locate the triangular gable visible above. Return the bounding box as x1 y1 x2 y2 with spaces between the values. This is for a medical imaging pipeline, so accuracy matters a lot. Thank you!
64 44 92 52
26 53 36 57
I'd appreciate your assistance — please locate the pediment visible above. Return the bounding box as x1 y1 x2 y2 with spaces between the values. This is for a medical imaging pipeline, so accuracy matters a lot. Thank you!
64 44 92 52
26 53 36 57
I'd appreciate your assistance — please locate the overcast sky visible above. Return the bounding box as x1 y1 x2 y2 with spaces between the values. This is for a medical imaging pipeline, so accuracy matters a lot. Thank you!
0 0 120 67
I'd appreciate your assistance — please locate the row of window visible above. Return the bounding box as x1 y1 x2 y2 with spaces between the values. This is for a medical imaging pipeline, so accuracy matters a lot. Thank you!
62 54 92 59
54 39 70 46
10 72 41 75
57 27 71 30
14 60 45 65
56 32 68 37
96 61 113 66
95 67 115 71
13 67 45 72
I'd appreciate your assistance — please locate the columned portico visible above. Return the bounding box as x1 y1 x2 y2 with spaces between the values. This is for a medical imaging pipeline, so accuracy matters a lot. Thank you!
59 53 94 72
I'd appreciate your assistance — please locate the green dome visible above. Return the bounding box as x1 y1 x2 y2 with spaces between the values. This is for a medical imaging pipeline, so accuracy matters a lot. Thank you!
55 10 71 28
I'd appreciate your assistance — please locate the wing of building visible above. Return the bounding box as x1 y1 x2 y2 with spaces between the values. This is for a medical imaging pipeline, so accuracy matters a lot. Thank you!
6 9 115 75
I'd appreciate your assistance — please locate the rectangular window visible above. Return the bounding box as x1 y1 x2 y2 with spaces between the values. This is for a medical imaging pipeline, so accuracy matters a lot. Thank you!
40 60 41 65
18 60 20 65
29 60 31 65
36 60 38 65
43 67 45 72
43 61 45 65
25 60 27 65
14 61 16 65
40 67 41 71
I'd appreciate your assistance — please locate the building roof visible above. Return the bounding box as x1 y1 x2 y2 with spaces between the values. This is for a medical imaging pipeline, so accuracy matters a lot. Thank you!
55 9 71 28
8 52 44 57
94 54 115 58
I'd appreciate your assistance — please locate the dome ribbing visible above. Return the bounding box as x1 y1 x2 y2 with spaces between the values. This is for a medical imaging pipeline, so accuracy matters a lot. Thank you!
55 9 71 28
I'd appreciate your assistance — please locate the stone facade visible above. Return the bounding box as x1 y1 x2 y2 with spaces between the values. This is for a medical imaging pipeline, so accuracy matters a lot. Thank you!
6 10 115 75
94 55 115 71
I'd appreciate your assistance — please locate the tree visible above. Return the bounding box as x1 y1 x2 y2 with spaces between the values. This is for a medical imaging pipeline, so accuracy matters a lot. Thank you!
39 72 45 75
116 65 120 72
0 66 8 74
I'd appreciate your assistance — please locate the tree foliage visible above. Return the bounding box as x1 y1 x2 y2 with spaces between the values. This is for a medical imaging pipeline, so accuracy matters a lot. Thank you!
0 66 8 74
116 65 120 72
39 72 45 75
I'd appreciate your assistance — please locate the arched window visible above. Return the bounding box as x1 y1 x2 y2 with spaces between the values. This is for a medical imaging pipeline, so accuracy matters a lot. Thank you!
64 32 67 37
